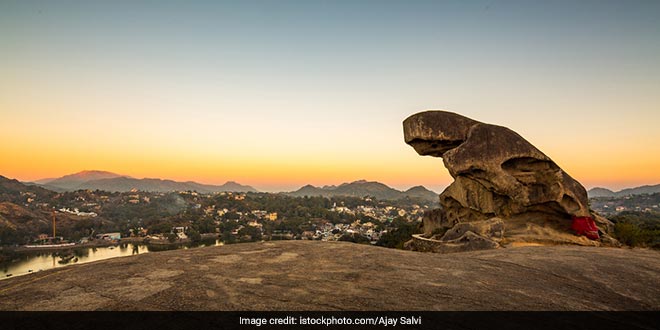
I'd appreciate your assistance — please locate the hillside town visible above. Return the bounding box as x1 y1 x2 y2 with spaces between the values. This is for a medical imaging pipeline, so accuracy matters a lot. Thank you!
589 193 660 215
2 174 659 254
1 177 431 249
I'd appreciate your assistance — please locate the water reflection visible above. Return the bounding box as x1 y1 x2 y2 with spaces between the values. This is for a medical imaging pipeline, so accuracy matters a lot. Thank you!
1 239 222 280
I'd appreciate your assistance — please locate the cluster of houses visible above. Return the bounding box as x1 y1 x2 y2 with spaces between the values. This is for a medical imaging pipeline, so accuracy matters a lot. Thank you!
219 202 425 243
301 220 385 243
590 194 660 215
19 187 430 245
58 207 98 217
32 232 121 246
598 204 659 213
204 205 278 222
330 203 424 223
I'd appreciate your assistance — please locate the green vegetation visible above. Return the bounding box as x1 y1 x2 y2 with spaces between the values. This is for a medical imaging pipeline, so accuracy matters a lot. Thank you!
238 225 262 242
376 217 421 249
338 232 371 244
186 228 202 243
165 233 178 243
0 183 428 250
610 211 660 249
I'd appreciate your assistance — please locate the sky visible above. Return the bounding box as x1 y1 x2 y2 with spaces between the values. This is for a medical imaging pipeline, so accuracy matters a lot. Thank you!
1 0 659 192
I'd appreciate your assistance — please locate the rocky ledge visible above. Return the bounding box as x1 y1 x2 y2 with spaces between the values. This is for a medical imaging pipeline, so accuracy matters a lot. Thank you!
403 111 619 251
0 241 658 311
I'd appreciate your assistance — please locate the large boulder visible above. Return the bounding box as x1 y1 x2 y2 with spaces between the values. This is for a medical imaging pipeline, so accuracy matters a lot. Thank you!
403 111 617 251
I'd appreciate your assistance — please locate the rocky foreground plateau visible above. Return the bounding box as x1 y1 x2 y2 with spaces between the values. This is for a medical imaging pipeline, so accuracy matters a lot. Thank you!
0 241 658 311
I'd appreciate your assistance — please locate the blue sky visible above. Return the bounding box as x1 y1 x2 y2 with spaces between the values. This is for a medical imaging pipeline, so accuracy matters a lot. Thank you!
1 0 659 191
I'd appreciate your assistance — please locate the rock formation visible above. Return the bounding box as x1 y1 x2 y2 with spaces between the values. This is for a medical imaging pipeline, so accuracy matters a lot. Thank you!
403 111 617 252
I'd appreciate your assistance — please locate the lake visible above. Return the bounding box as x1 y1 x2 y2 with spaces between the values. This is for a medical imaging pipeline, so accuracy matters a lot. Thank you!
1 239 223 280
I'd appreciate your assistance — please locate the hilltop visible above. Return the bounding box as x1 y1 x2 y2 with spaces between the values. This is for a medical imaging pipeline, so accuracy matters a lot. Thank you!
37 170 125 190
0 241 658 311
31 171 257 193
288 180 438 203
1 175 56 204
72 177 258 194
588 184 660 198
0 176 58 244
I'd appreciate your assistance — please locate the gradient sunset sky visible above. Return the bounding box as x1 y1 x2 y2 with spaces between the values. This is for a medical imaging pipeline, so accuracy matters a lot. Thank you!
1 0 659 192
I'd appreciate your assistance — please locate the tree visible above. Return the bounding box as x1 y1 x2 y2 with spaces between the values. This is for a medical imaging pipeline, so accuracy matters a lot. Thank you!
611 211 660 248
338 232 371 244
221 231 237 244
186 228 202 243
0 226 18 245
166 232 178 243
238 226 262 242
150 221 173 235
196 217 216 234
376 217 420 249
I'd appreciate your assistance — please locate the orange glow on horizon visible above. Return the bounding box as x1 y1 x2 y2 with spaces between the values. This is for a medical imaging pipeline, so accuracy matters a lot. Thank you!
2 109 658 193
2 137 658 193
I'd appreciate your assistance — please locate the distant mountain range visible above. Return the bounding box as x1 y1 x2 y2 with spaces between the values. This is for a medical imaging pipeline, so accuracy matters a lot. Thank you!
588 184 660 198
24 170 660 201
20 171 439 201
30 170 258 193
287 180 438 203
36 170 126 190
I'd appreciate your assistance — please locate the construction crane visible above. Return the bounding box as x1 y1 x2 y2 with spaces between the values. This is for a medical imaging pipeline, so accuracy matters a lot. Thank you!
52 211 56 238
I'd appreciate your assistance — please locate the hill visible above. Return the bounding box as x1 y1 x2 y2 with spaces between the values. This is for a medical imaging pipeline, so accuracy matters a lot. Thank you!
38 170 124 190
0 202 51 244
33 171 257 193
288 180 438 203
0 176 113 245
75 177 257 193
404 185 439 201
0 241 658 310
588 184 660 198
587 187 615 198
0 175 56 204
